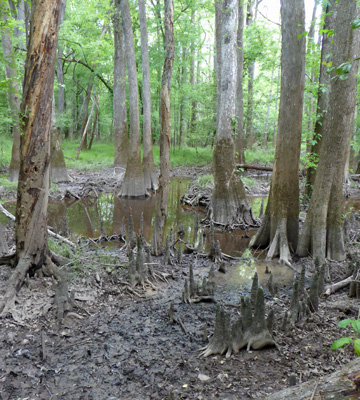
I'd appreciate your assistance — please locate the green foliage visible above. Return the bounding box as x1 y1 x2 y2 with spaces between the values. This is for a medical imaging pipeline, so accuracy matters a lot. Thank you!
0 134 13 165
62 140 115 169
331 318 360 357
166 145 213 167
244 145 275 165
48 239 73 259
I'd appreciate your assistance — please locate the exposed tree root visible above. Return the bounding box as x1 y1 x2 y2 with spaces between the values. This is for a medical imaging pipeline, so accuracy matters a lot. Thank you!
0 225 9 256
251 217 293 266
0 253 16 267
0 252 71 320
200 288 275 358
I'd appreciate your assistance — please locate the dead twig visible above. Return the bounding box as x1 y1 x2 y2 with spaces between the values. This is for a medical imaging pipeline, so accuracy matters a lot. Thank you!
309 380 319 400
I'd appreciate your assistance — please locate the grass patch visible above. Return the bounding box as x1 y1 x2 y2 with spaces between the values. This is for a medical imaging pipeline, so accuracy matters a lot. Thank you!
0 134 13 165
63 140 213 169
245 145 274 165
168 145 213 167
62 140 115 169
1 133 272 172
0 176 18 196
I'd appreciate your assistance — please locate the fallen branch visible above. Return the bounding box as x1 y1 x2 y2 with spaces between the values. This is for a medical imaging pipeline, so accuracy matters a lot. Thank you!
0 203 76 248
236 163 273 172
324 276 354 296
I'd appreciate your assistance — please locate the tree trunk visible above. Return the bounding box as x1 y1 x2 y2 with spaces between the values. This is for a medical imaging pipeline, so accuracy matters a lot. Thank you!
189 11 197 136
178 47 188 148
251 0 306 266
152 0 174 255
118 0 146 198
139 0 158 191
50 93 70 182
305 2 334 196
265 358 360 400
56 0 67 137
1 0 21 182
79 80 93 150
244 0 257 147
263 68 274 148
88 97 99 150
234 0 246 164
211 0 256 227
297 0 360 263
113 2 129 169
0 0 62 316
272 67 280 146
214 0 222 131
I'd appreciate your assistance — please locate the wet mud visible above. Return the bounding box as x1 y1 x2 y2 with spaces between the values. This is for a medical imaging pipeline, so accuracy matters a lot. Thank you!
0 167 360 399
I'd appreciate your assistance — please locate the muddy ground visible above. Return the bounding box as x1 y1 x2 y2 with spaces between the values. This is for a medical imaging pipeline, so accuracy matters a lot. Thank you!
1 167 360 400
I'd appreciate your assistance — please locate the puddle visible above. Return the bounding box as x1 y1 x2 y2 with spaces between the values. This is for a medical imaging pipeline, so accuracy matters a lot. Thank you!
0 178 265 257
213 259 295 291
2 178 357 289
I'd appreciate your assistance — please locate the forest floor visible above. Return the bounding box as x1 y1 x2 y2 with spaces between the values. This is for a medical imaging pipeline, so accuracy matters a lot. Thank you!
0 166 360 400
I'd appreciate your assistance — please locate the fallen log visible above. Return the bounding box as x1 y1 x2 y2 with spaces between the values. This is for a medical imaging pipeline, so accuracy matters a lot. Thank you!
264 358 360 400
324 276 354 296
236 163 273 172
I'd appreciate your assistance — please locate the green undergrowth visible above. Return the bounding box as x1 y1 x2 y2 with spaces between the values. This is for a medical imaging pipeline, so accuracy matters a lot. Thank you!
168 145 213 167
61 140 115 169
1 134 274 172
245 145 274 165
0 176 18 195
0 134 12 165
48 238 120 279
62 140 214 169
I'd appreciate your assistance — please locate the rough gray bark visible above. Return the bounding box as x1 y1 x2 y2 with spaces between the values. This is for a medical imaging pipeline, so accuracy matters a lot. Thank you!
250 0 306 265
118 0 146 198
139 0 158 191
178 47 188 147
305 2 334 195
297 0 360 263
211 0 256 227
244 0 257 147
214 0 222 130
234 0 245 164
113 2 129 168
1 0 21 182
152 0 174 255
263 68 274 147
0 0 62 316
56 0 67 137
189 11 197 135
0 226 9 256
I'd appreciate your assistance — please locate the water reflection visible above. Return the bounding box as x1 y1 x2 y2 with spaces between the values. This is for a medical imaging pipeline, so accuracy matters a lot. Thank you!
2 177 358 263
213 259 295 290
44 177 264 256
